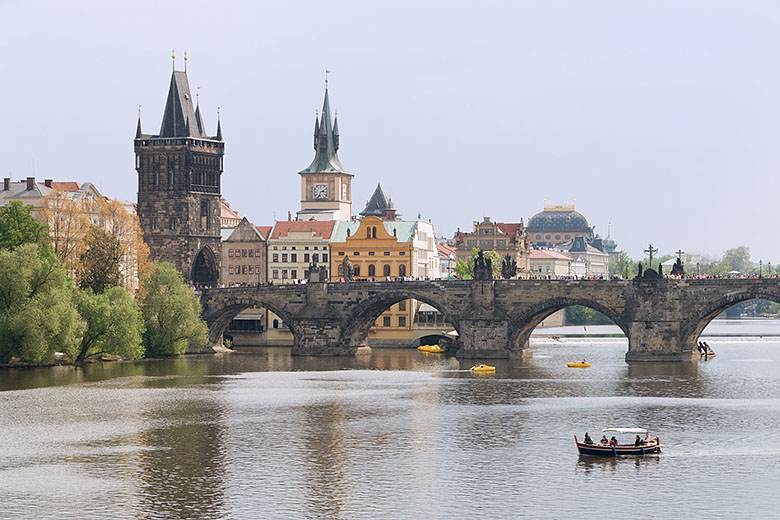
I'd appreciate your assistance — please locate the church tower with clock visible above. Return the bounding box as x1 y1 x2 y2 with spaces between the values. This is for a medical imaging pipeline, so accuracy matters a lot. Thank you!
296 85 353 221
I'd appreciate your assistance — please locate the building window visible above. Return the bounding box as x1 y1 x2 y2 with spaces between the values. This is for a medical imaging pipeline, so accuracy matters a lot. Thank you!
273 270 279 279
249 265 255 274
282 270 288 279
368 264 376 277
313 253 319 262
536 235 541 239
353 252 360 256
272 319 279 329
273 246 278 250
242 249 247 257
338 252 344 256
242 265 247 274
229 249 234 257
273 253 279 262
291 253 297 262
255 249 261 256
368 251 375 256
555 235 561 240
383 316 391 327
314 246 318 250
399 316 406 327
383 264 391 277
399 252 406 256
384 252 390 256
565 235 570 239
291 246 296 250
545 235 551 239
399 300 406 311
305 246 309 250
282 254 288 262
228 266 234 274
291 269 297 279
200 200 209 230
249 249 254 257
282 246 287 250
304 253 310 262
399 264 406 277
323 254 328 262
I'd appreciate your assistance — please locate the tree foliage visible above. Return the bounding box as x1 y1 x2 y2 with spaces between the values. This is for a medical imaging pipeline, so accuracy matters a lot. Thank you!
565 305 613 325
38 190 90 268
454 247 501 279
0 244 83 364
70 286 145 364
77 226 122 294
97 199 151 296
0 201 50 251
141 263 208 356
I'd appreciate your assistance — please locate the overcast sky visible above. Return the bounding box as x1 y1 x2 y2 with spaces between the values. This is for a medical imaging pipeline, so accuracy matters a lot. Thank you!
2 0 780 261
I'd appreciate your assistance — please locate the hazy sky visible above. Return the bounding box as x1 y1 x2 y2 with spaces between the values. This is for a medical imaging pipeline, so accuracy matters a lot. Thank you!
2 0 780 261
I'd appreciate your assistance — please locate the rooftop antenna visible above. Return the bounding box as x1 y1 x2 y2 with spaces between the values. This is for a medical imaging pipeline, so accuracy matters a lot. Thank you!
183 50 187 72
171 48 175 70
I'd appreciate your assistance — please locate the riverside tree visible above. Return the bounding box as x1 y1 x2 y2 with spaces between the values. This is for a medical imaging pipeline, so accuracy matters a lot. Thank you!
0 201 50 251
0 243 83 364
454 247 501 279
77 226 122 294
141 262 208 356
70 286 145 365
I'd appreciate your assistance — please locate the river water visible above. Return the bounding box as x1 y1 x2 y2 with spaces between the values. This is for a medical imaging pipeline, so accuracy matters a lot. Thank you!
2 320 780 519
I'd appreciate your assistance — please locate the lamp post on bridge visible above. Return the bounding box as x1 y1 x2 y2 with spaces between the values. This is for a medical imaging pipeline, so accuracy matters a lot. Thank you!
759 260 763 278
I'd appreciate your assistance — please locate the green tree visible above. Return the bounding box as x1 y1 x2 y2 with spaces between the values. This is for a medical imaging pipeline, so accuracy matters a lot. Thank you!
608 251 636 278
0 243 83 364
454 248 501 279
0 200 49 251
141 263 208 356
722 246 751 273
70 286 145 365
77 226 121 293
565 305 613 325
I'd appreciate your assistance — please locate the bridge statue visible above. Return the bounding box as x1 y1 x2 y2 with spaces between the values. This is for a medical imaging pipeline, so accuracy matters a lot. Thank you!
341 256 353 282
199 278 780 363
473 250 493 281
501 254 517 280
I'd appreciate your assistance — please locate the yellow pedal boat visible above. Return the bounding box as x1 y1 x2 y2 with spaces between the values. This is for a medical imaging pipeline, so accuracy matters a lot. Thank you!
470 363 496 372
417 345 445 353
567 361 591 368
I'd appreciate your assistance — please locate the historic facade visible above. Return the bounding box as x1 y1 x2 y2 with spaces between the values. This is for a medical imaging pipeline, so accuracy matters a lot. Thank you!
296 86 353 222
526 203 593 248
134 66 224 285
455 217 531 278
221 217 268 287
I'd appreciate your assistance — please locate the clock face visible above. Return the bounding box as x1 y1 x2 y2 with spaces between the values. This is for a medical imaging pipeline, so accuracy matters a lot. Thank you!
314 184 328 199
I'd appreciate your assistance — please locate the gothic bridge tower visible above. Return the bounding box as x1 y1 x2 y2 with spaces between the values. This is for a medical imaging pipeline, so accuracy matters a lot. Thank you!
134 61 224 285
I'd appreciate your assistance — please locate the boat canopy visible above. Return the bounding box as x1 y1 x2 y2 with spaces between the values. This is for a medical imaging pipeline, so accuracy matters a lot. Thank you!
602 427 647 434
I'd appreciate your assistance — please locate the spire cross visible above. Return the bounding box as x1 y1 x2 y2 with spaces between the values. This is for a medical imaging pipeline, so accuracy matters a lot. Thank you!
644 243 658 267
675 249 685 261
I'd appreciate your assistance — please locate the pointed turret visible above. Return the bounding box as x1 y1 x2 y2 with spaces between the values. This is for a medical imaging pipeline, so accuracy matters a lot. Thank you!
216 117 223 141
299 87 349 174
195 102 205 136
136 115 143 139
313 115 320 150
333 114 340 152
159 70 204 138
360 182 396 218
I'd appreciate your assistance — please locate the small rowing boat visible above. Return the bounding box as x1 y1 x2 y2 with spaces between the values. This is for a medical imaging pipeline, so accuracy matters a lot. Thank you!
575 428 662 456
417 344 445 353
469 363 495 373
567 361 590 368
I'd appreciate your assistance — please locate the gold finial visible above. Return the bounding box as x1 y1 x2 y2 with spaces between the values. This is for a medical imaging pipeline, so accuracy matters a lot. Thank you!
138 104 142 117
171 48 175 69
325 69 331 87
184 51 187 72
196 86 200 101
217 106 221 120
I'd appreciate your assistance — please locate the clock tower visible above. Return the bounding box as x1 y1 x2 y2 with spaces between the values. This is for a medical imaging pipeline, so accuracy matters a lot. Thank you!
297 86 353 221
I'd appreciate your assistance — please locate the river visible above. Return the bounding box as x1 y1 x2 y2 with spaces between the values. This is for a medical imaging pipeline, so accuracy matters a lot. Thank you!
1 319 780 519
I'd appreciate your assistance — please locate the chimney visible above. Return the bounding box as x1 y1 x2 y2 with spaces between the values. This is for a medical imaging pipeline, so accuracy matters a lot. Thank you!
287 211 292 221
44 179 52 188
26 177 35 190
3 178 9 191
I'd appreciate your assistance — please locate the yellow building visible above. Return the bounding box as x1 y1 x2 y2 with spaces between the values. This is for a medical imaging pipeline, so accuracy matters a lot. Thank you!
331 215 430 346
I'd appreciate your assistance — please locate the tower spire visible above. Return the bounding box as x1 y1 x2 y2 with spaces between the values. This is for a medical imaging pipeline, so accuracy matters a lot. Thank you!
136 105 142 138
216 107 222 140
298 81 349 175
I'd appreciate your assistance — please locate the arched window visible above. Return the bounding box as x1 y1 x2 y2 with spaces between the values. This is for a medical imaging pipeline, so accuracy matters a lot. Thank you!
366 226 371 238
399 264 406 277
353 265 361 277
338 264 344 277
383 264 391 277
368 264 376 277
272 319 279 329
372 227 377 239
347 229 351 237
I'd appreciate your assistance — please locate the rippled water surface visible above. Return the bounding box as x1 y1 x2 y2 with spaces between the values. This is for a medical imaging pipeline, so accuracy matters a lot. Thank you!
2 321 780 519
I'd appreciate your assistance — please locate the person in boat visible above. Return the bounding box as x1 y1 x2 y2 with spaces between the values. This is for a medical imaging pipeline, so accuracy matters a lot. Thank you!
609 436 617 447
643 432 651 444
634 435 642 446
584 432 594 444
600 435 609 445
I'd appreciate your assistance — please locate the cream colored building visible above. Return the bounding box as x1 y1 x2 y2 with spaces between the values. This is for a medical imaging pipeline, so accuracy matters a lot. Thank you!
455 217 531 278
221 217 269 286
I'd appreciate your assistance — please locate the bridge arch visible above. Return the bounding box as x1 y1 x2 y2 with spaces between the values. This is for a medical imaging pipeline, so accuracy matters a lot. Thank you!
202 294 300 348
680 288 780 348
508 297 629 353
339 290 461 349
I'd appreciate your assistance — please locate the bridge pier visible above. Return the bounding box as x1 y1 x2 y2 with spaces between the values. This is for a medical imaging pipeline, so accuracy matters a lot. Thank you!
455 315 529 359
625 321 698 362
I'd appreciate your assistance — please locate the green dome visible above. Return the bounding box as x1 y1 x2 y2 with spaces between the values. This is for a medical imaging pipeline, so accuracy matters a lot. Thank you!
527 206 592 234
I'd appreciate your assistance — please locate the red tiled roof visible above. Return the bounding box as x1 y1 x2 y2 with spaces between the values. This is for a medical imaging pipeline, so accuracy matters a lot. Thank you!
437 243 456 257
270 220 336 239
496 223 524 244
256 225 273 240
44 181 81 192
220 200 240 220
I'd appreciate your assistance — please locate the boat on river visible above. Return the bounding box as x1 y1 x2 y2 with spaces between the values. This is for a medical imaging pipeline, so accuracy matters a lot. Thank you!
575 428 661 456
469 363 495 373
567 361 591 368
417 344 445 353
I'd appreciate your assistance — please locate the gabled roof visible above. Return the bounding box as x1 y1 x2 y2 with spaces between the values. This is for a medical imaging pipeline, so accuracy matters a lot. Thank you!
437 243 456 257
270 220 336 240
47 181 81 192
530 249 575 261
360 183 394 217
299 87 350 175
496 223 525 245
224 217 265 242
256 225 273 240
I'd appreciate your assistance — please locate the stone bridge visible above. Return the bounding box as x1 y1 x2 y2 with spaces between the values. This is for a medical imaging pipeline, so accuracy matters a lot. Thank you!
199 279 780 362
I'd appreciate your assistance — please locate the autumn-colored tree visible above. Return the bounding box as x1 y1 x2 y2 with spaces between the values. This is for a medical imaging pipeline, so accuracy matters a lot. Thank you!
97 199 151 296
77 226 122 294
38 190 90 269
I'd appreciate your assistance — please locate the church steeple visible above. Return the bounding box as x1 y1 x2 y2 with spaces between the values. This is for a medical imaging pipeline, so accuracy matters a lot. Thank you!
135 114 143 139
159 70 204 138
299 86 349 174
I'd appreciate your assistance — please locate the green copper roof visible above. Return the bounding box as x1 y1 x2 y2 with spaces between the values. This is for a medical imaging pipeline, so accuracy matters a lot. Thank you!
299 87 350 175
